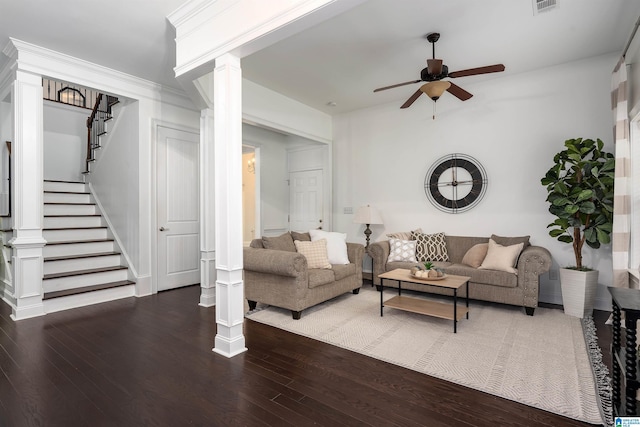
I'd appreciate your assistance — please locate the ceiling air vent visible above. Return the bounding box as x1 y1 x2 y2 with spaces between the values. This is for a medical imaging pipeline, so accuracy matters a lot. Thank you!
533 0 557 15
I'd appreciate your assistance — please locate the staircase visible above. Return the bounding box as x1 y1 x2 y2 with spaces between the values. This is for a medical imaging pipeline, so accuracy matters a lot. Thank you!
42 180 135 309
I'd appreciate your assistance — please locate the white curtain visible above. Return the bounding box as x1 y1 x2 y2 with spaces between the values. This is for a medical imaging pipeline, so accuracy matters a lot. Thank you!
611 56 631 288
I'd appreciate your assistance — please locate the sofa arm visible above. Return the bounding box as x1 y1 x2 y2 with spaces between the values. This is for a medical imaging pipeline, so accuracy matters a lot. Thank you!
347 242 365 268
368 241 390 285
517 245 552 308
243 247 307 277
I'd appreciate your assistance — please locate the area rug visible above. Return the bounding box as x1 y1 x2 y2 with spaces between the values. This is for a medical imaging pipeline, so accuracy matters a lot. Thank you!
246 286 603 424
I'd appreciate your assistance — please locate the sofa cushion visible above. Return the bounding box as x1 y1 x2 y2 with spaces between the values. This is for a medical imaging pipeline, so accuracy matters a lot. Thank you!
461 243 489 268
479 239 524 275
309 229 350 264
386 228 422 240
262 232 296 252
291 231 311 241
491 234 530 248
308 269 336 288
412 231 448 262
250 239 264 249
445 263 518 288
294 239 332 269
387 238 417 262
332 263 356 281
386 261 451 273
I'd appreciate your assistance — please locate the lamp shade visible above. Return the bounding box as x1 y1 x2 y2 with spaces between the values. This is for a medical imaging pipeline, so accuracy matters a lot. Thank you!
420 81 451 100
353 205 383 225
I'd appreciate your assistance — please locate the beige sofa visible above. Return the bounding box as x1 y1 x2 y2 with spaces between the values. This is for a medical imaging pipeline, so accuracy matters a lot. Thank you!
244 232 365 319
368 234 551 315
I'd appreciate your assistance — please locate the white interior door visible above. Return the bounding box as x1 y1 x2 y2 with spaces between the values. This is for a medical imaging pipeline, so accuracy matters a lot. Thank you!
289 169 323 232
157 126 200 291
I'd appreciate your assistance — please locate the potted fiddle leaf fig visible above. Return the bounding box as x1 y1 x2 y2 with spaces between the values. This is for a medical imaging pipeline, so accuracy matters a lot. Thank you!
540 137 615 318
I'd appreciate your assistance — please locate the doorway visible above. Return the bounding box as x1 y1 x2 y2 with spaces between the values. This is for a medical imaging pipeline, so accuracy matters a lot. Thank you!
242 145 261 244
156 126 200 291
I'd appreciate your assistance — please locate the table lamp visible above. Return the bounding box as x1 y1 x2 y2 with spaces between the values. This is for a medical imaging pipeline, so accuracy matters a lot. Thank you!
353 205 383 248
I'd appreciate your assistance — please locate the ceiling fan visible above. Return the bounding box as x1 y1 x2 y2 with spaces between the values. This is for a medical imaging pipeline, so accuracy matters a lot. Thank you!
373 33 505 109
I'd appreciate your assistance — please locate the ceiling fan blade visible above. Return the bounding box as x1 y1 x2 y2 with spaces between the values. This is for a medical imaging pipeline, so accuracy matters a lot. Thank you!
446 82 473 101
427 59 443 75
448 64 505 78
373 80 422 93
400 89 423 109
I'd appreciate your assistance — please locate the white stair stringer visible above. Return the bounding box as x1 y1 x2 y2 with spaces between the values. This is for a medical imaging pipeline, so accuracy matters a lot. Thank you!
42 180 135 312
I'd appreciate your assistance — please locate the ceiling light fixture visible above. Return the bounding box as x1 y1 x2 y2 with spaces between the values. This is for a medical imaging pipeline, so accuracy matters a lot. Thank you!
420 81 451 119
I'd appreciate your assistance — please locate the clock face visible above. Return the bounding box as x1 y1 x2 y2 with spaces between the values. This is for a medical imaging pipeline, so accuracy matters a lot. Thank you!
424 154 487 213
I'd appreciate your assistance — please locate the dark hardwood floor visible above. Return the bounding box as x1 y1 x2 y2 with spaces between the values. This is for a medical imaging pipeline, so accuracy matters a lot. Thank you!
0 285 610 427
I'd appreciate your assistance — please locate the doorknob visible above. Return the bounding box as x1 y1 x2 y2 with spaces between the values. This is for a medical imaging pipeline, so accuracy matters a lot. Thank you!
159 227 169 231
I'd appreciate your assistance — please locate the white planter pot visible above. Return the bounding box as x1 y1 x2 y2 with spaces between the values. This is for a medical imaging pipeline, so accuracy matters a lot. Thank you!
559 268 598 318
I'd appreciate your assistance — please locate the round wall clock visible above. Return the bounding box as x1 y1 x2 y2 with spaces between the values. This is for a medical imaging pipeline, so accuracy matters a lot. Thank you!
424 153 488 214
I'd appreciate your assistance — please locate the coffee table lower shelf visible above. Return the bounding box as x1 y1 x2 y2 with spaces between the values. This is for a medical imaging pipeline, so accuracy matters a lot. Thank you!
384 295 469 321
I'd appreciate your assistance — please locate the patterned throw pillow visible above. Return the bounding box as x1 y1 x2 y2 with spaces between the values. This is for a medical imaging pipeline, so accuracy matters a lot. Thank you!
294 239 332 269
411 231 449 262
387 238 417 262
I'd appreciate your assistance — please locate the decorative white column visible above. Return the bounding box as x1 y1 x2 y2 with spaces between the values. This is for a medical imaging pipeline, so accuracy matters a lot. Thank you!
213 53 246 357
9 69 46 320
199 108 216 307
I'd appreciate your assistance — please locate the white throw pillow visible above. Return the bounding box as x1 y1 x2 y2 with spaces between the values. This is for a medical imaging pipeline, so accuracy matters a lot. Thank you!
294 239 332 269
308 229 350 265
478 239 524 275
387 238 417 262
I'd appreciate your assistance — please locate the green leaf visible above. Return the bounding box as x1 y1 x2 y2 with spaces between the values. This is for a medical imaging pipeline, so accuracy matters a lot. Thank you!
558 235 573 243
552 197 569 206
564 205 579 214
575 189 593 203
549 229 565 237
596 228 611 244
579 201 595 214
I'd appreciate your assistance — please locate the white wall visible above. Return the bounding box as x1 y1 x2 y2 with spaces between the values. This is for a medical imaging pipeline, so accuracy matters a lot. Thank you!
243 124 290 236
43 102 86 182
333 52 619 310
0 100 10 215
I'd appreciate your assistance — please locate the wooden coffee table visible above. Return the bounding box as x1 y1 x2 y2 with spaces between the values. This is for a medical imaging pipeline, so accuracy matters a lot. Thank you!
378 268 471 333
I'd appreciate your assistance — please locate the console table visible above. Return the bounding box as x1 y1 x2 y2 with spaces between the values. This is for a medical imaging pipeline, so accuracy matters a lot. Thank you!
609 286 640 416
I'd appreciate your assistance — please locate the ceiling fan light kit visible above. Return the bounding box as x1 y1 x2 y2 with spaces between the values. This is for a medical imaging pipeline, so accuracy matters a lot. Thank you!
421 81 450 101
373 32 505 112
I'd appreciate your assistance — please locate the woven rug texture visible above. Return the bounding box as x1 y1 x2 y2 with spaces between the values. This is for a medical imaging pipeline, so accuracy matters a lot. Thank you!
246 286 602 424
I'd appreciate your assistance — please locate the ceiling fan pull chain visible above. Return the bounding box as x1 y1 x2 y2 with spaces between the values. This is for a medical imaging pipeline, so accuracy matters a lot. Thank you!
432 102 436 120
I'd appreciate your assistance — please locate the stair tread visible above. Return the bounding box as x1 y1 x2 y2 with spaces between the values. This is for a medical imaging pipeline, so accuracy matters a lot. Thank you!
45 202 95 206
44 226 107 231
45 215 101 217
43 265 127 280
45 190 89 195
45 252 121 262
43 280 135 300
44 180 86 184
46 238 114 246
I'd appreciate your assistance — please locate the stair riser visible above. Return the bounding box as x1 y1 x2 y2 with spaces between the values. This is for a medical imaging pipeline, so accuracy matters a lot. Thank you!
44 193 91 204
43 241 115 258
44 255 122 275
44 228 108 243
44 216 104 229
43 182 87 193
44 204 97 216
43 269 129 293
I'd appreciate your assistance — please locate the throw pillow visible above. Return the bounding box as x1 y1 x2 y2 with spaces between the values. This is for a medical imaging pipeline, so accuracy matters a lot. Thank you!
387 238 417 263
262 232 296 252
386 228 423 240
461 243 489 268
411 231 449 262
490 234 530 248
308 229 350 265
478 239 524 274
291 231 311 242
294 239 332 269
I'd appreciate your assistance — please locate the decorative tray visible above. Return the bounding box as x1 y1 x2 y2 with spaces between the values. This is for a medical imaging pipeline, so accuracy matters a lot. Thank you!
410 271 446 281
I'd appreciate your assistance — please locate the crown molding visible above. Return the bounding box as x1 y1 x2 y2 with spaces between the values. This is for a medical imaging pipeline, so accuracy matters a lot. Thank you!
5 38 196 111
